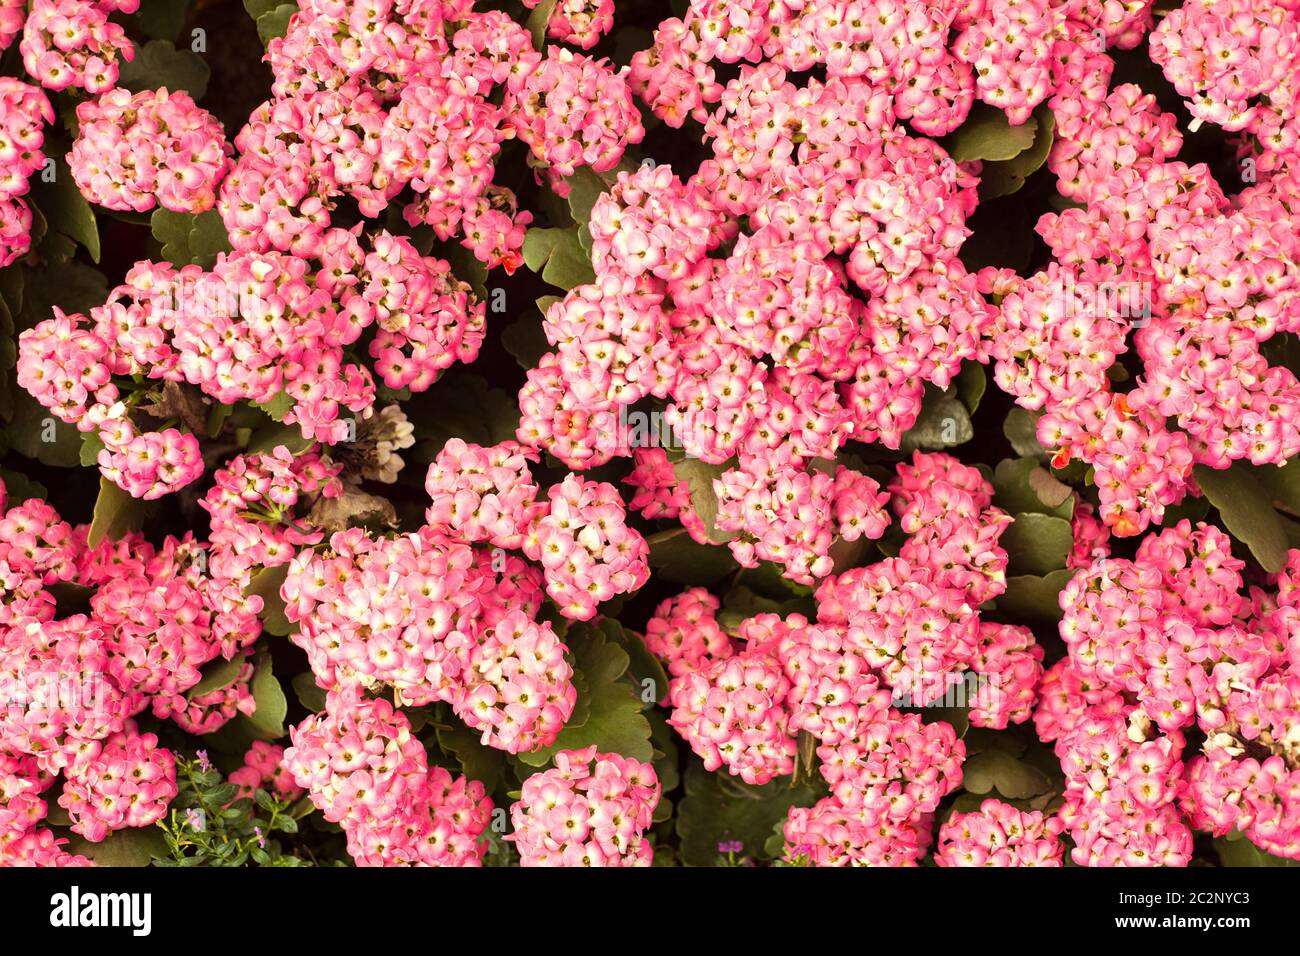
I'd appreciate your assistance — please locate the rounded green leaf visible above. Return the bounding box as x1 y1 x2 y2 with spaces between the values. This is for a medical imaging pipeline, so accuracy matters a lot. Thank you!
945 104 1039 163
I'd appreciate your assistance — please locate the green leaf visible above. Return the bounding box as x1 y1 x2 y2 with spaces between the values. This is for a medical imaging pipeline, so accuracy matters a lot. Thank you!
291 672 326 713
1159 494 1211 528
717 584 815 631
151 208 231 269
14 260 108 329
1028 466 1074 511
188 655 246 699
1215 834 1300 867
79 430 106 467
0 467 47 502
132 0 190 41
406 371 520 457
945 103 1039 163
437 239 489 300
672 456 734 544
1194 463 1289 572
956 362 987 414
501 304 553 370
435 718 507 792
563 166 613 225
515 622 654 766
961 748 1052 800
996 568 1077 623
993 458 1074 519
1000 512 1072 575
241 653 288 740
646 528 738 586
1254 456 1300 515
648 710 681 793
243 0 283 17
88 476 146 547
253 391 294 423
737 561 815 600
521 227 595 291
977 105 1056 199
29 157 100 263
66 826 168 867
118 40 211 100
526 0 560 50
245 564 292 637
899 388 973 452
6 392 83 466
597 619 668 705
1003 407 1047 458
676 763 821 866
244 420 313 456
257 3 298 45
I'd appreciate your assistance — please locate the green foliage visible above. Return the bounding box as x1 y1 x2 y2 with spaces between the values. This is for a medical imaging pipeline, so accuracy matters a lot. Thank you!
1194 462 1290 572
1215 832 1300 867
977 106 1056 199
151 208 232 269
8 260 108 329
521 227 596 290
526 0 561 50
993 457 1075 519
435 715 509 793
131 0 190 41
1003 407 1048 458
996 568 1077 623
646 527 739 585
6 391 83 466
501 297 557 369
671 456 734 544
899 384 974 452
1000 513 1073 575
245 0 299 46
675 763 821 866
0 467 47 502
240 653 289 740
87 476 146 547
945 103 1040 163
292 672 327 713
189 656 247 699
157 755 315 866
119 41 211 100
29 157 100 263
245 564 292 637
408 370 519 460
67 826 169 867
959 730 1060 803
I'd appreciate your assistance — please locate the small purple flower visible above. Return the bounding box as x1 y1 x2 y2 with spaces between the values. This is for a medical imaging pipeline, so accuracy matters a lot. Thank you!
718 840 744 854
196 750 212 773
255 826 267 849
185 808 205 832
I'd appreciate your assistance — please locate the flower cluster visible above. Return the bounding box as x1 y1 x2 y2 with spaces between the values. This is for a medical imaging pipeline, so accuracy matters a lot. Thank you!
69 87 232 214
522 475 650 622
57 725 177 842
5 0 1300 872
0 77 52 266
454 610 577 755
228 742 304 803
19 0 135 94
283 687 492 866
507 747 659 866
935 798 1065 867
425 439 542 550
